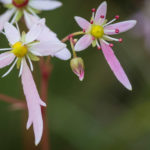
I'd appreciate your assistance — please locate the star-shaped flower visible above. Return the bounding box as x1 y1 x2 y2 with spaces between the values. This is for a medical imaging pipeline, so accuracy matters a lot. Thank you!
0 0 62 30
0 20 66 145
74 1 137 90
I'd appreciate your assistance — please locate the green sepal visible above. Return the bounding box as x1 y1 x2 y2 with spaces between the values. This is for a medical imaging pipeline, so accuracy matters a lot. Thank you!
16 58 22 69
15 11 23 23
28 52 40 61
92 40 97 47
4 4 14 9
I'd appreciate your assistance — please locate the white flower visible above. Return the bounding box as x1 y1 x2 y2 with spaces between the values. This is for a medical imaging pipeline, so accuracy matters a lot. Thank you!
24 11 71 60
0 0 62 30
0 19 66 145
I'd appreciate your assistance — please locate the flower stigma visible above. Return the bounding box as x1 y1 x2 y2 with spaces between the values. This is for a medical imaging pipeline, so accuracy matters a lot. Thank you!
91 25 104 38
12 42 28 57
12 0 29 8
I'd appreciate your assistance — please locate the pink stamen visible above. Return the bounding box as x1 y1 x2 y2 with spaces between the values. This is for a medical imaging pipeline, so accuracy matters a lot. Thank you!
100 15 104 19
83 29 86 33
97 46 101 50
90 20 94 24
119 38 123 43
91 8 96 12
92 36 95 41
115 29 120 33
115 15 120 20
109 43 114 47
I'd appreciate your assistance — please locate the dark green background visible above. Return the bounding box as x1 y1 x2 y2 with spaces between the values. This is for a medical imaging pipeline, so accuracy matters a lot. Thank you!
0 0 149 149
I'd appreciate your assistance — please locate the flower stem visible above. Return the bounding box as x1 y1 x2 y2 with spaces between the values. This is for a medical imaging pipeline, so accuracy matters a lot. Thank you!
70 37 77 58
61 31 84 43
0 94 26 109
39 57 52 150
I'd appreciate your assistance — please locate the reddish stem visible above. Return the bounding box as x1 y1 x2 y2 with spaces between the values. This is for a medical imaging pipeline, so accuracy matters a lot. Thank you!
0 94 26 109
39 57 52 150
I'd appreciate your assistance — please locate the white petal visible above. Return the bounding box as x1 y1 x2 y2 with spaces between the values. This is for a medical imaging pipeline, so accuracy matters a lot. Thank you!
25 19 45 44
0 9 15 31
0 0 11 4
4 22 20 45
30 41 66 56
29 0 62 10
54 48 71 60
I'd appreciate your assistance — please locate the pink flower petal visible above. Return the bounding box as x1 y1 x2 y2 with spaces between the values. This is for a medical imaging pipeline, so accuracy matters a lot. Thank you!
21 60 46 145
74 34 92 51
0 52 15 68
74 16 91 30
25 19 45 44
104 20 137 35
95 1 107 25
29 0 62 10
4 22 20 45
100 40 132 90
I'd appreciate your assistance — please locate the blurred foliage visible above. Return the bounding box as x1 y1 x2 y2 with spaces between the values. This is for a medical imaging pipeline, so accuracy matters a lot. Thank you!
0 0 150 150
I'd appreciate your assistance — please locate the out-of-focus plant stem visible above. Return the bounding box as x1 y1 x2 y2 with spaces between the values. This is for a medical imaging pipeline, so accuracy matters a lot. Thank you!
39 57 52 150
0 94 26 109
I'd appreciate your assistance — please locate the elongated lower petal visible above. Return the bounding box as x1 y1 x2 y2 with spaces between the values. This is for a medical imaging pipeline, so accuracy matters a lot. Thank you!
0 52 15 68
74 35 92 51
74 16 91 30
100 40 132 90
21 60 46 145
0 9 15 31
29 0 62 10
104 20 137 35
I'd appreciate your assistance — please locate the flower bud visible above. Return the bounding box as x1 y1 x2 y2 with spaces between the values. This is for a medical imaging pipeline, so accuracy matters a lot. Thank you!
70 57 85 81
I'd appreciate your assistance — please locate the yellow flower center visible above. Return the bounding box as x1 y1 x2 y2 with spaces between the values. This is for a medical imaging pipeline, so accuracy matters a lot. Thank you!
91 25 104 38
12 42 28 58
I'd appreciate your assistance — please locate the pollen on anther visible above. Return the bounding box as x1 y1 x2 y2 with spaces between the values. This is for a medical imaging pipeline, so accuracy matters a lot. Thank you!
90 20 94 24
92 36 95 41
100 15 104 18
91 8 96 12
115 29 120 33
115 15 120 20
109 43 114 47
97 46 101 50
119 38 123 43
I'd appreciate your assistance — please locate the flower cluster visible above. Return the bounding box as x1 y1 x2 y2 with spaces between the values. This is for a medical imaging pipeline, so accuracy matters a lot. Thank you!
0 0 137 146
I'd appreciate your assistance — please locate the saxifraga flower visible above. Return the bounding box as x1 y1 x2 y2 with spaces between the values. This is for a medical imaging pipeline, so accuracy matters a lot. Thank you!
0 20 66 145
74 1 137 90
